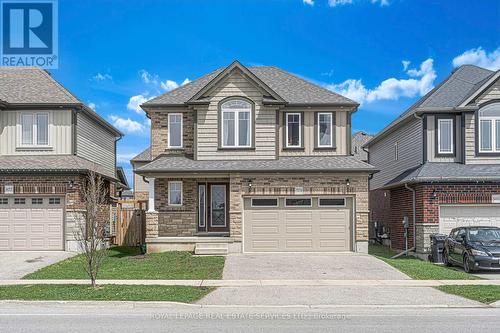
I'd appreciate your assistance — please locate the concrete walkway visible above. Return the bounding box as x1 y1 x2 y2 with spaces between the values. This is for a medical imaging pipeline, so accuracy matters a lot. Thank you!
0 252 75 280
2 279 500 286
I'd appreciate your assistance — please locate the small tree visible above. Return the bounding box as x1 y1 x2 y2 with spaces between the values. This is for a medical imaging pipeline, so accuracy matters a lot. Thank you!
74 170 108 287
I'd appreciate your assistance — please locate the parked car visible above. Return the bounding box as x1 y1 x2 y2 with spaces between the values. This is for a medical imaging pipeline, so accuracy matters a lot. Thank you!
443 226 500 273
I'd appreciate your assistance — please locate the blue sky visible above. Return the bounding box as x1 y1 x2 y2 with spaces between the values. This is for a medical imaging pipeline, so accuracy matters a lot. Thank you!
49 0 500 186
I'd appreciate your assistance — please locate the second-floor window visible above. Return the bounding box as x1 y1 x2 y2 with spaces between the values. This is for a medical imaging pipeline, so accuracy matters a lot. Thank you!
286 113 301 148
221 99 252 148
168 113 183 148
479 103 500 153
20 112 49 146
318 112 333 147
437 118 454 155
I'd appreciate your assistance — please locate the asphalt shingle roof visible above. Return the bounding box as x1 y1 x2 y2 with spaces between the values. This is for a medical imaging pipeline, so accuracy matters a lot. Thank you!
0 67 80 104
144 65 357 106
131 147 152 162
384 163 500 188
0 155 116 180
136 155 377 173
352 131 373 161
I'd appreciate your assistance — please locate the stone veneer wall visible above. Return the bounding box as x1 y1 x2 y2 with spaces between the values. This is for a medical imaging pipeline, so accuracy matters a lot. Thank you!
149 110 194 159
147 173 370 250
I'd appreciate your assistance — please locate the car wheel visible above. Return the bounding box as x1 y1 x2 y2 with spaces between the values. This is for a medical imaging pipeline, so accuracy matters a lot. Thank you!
463 254 473 273
443 249 451 267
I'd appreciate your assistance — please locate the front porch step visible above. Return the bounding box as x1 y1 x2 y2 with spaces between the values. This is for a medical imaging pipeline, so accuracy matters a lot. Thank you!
194 242 229 255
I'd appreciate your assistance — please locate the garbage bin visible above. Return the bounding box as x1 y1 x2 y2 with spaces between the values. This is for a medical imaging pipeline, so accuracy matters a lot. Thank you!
429 234 447 263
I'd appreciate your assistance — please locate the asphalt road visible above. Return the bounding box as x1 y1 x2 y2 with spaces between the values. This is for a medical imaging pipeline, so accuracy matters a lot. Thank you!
0 302 499 333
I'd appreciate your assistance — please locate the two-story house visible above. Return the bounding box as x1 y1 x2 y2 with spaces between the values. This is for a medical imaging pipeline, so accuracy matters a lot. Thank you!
134 61 377 254
365 65 500 257
0 67 123 251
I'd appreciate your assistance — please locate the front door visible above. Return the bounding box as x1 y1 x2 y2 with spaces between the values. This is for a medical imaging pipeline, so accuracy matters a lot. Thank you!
198 183 229 233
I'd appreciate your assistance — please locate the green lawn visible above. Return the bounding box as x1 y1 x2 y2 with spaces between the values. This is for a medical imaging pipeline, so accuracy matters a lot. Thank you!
436 285 500 304
24 246 225 280
369 244 478 280
0 284 213 303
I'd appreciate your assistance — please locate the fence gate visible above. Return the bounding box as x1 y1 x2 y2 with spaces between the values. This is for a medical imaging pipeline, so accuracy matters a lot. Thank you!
114 200 146 246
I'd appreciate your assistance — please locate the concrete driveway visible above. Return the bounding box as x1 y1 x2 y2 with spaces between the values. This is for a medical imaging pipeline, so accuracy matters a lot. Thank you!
222 253 409 280
0 252 75 279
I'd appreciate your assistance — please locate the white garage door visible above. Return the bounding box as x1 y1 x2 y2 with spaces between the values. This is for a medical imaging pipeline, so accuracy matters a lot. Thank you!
244 197 351 252
0 197 64 251
439 205 500 235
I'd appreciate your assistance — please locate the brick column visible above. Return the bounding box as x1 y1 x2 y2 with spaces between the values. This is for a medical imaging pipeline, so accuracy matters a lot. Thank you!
145 212 159 239
229 175 243 240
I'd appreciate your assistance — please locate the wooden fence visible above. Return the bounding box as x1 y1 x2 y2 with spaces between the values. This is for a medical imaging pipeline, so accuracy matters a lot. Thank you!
113 200 146 246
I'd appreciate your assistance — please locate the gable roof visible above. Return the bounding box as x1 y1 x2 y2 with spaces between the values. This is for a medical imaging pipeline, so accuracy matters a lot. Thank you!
352 131 373 161
0 67 122 136
365 65 495 147
143 62 357 107
131 147 152 163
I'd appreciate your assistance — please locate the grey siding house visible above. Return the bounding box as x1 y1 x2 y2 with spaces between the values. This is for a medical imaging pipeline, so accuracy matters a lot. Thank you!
134 61 377 254
365 65 500 257
0 67 123 251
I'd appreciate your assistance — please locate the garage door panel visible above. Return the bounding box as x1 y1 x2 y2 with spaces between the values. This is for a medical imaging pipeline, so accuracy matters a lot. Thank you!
251 240 280 251
285 225 313 234
440 205 500 235
252 225 279 234
0 211 9 220
12 211 28 220
285 239 313 249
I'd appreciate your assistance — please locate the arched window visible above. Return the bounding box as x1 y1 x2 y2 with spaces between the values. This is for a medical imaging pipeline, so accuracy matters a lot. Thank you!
220 99 252 148
478 103 500 153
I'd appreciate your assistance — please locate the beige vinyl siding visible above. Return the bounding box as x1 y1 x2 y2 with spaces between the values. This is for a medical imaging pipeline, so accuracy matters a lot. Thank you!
426 114 462 163
369 117 423 190
76 112 116 175
279 110 348 156
132 161 149 192
196 71 277 160
464 112 500 164
477 80 500 105
0 110 72 155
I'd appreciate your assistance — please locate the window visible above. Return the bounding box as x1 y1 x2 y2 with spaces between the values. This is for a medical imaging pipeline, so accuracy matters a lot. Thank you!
198 185 206 227
32 198 43 205
478 103 500 153
49 198 61 205
394 142 399 161
20 113 49 146
168 181 182 206
168 113 183 148
14 198 26 205
318 112 333 147
251 198 278 207
437 118 454 154
286 113 301 148
285 198 312 207
221 99 252 148
0 198 8 205
319 198 346 207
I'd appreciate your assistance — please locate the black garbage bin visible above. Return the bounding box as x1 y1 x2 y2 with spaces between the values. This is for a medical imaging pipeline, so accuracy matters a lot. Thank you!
429 234 447 263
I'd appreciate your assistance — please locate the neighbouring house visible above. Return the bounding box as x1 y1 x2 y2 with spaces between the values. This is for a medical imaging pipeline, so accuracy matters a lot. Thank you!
130 147 151 201
365 65 500 258
116 166 131 198
352 131 373 162
0 67 124 251
134 61 377 254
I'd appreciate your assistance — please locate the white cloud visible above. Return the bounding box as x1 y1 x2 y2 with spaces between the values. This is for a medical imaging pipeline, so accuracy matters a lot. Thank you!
181 78 191 86
139 69 159 85
160 80 179 92
92 73 112 81
402 60 410 71
303 0 314 5
371 0 389 5
109 115 145 134
327 58 436 105
127 94 154 113
328 0 389 7
88 102 96 110
452 47 500 71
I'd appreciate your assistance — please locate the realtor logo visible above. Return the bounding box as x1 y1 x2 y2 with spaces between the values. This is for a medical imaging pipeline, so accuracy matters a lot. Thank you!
1 0 58 68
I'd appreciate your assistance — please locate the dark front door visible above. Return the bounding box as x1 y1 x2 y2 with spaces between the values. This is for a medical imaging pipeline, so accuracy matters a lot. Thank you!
202 183 229 233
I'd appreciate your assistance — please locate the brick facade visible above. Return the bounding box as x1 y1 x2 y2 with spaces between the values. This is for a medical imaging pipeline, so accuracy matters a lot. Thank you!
379 182 500 253
150 110 194 159
148 173 370 251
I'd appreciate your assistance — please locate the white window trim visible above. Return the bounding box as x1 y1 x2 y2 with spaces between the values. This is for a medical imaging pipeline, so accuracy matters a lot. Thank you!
251 197 279 208
437 118 454 154
198 184 206 228
167 113 183 149
317 112 333 148
285 112 302 148
318 197 346 207
221 109 252 148
168 181 183 206
284 197 313 207
479 115 500 153
18 112 51 148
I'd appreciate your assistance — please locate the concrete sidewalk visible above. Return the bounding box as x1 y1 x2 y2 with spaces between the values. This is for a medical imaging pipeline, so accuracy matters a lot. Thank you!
2 279 500 287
